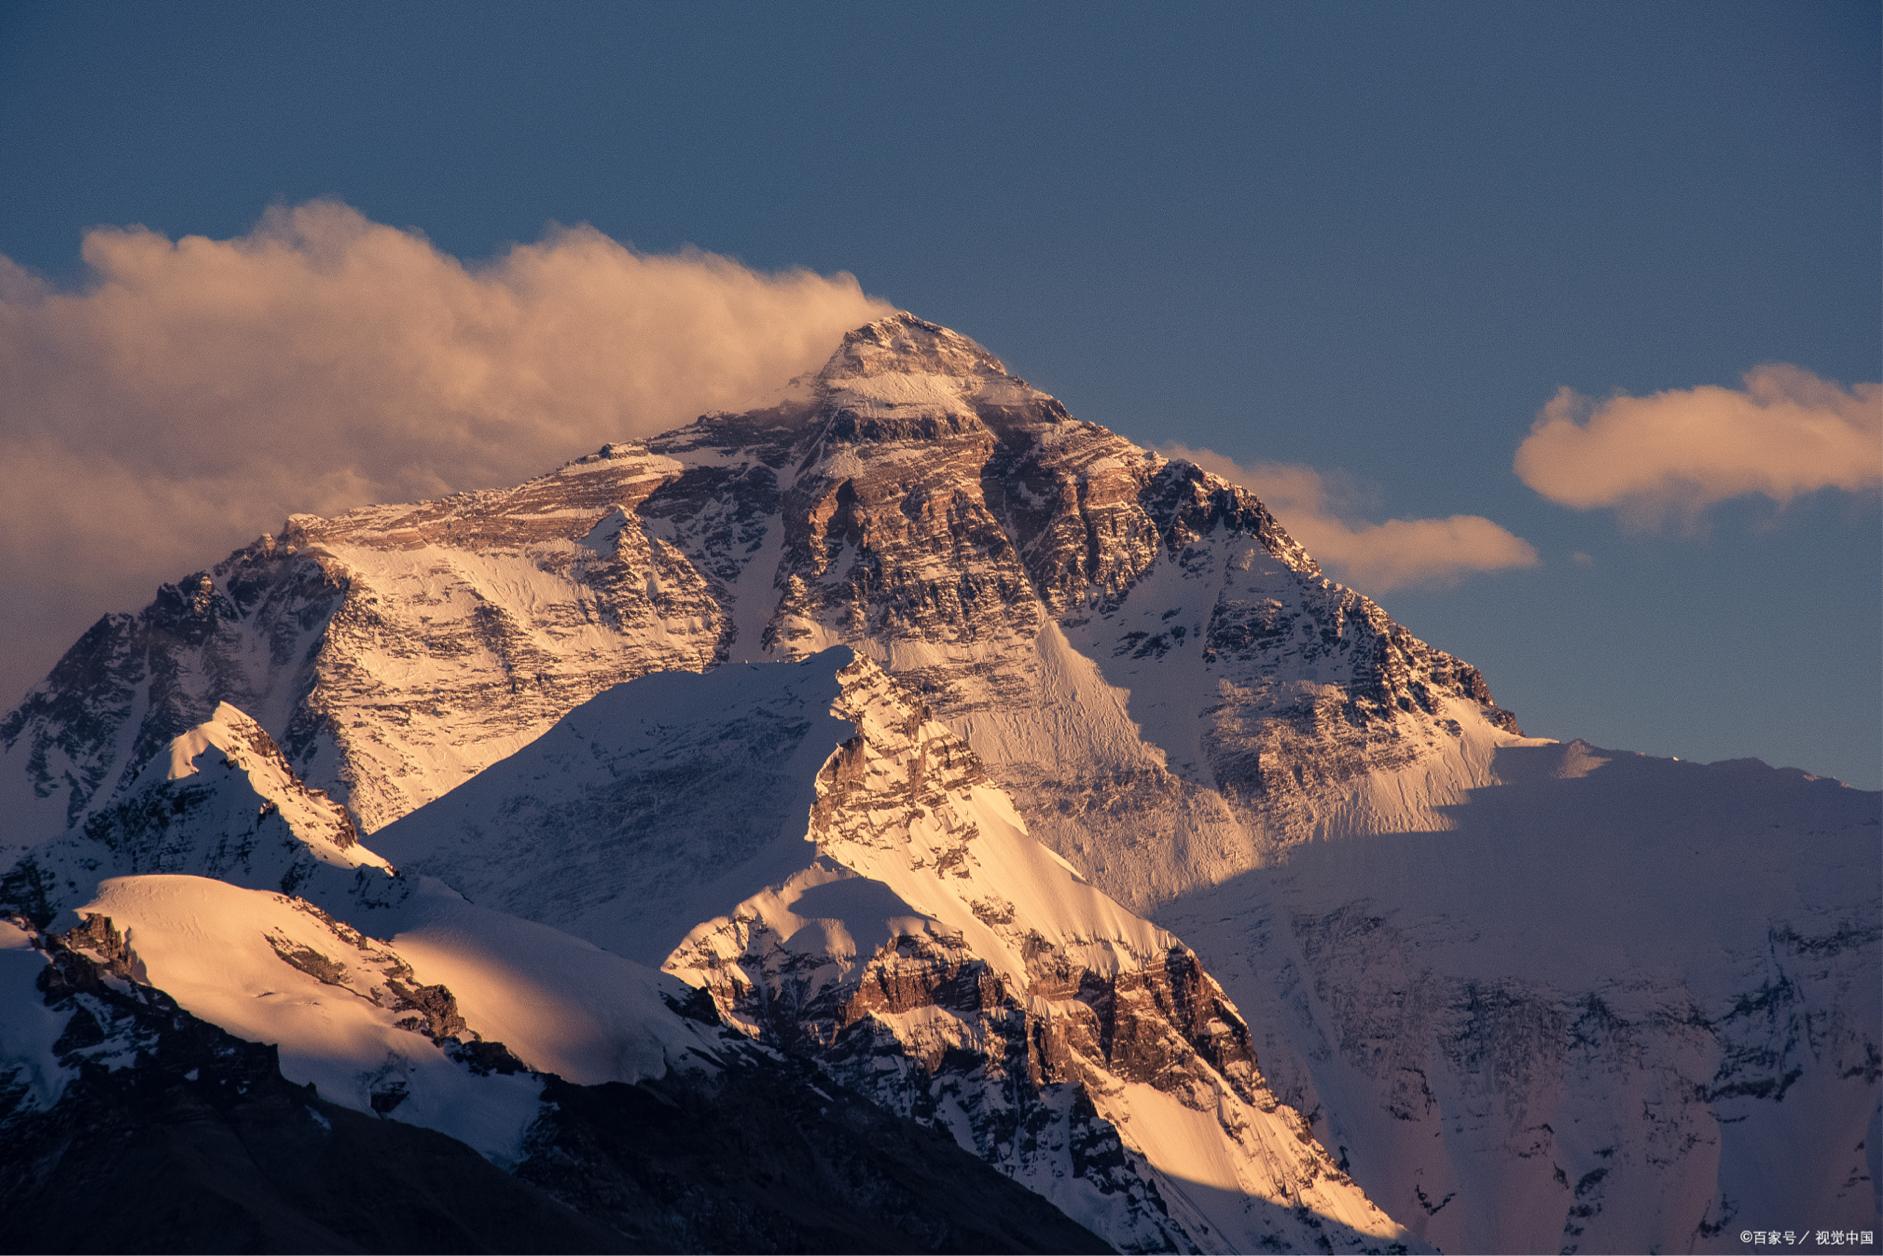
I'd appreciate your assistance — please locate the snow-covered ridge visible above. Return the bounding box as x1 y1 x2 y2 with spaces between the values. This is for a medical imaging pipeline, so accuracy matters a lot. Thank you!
65 875 548 1161
3 702 387 924
379 648 1411 1253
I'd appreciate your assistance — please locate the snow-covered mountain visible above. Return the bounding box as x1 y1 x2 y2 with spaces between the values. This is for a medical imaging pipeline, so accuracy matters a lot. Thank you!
0 313 1512 872
2 311 1877 1251
1163 743 1880 1252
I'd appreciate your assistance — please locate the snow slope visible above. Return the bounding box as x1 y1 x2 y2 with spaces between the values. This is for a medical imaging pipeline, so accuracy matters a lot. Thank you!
369 877 739 1088
0 705 754 1142
1163 741 1883 1251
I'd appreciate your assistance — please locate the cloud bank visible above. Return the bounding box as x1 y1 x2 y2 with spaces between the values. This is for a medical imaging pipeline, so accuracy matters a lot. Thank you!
1514 366 1882 522
0 200 891 703
1160 445 1540 592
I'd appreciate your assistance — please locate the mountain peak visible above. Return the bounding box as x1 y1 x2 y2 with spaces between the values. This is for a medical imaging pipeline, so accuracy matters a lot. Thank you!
807 311 1042 416
825 310 1002 368
127 703 370 864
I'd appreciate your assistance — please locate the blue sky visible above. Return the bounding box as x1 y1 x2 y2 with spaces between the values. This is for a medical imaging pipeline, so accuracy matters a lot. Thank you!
1 1 1877 785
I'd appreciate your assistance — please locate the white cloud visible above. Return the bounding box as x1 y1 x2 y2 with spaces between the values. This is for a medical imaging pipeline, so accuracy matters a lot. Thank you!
0 201 892 702
1159 445 1540 591
1513 366 1882 522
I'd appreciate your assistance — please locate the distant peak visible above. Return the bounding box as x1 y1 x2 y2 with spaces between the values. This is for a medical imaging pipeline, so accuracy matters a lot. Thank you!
115 699 383 867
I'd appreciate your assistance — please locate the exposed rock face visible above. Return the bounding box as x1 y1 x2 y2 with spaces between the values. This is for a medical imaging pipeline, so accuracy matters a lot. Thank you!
378 650 1412 1253
0 552 347 848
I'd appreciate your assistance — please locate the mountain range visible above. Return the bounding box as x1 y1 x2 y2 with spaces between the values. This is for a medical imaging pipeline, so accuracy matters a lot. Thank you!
3 313 1876 1253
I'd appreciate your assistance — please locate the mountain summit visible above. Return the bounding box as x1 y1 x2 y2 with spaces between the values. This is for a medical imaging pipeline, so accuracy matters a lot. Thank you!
811 311 1032 399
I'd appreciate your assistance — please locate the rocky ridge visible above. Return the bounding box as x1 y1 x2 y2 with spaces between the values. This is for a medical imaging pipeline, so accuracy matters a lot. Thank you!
2 702 389 927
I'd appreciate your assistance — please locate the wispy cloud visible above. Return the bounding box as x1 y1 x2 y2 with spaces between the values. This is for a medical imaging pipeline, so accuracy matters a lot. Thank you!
1160 445 1539 591
1514 366 1882 524
0 200 891 702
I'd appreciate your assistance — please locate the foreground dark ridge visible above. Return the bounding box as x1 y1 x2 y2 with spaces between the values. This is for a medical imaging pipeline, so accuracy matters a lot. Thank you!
1 917 1110 1255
